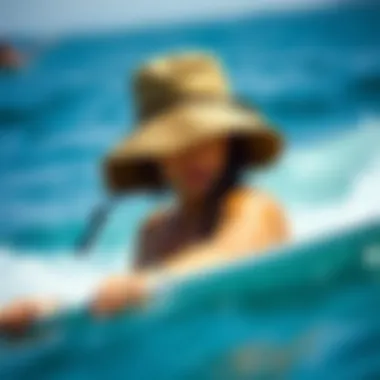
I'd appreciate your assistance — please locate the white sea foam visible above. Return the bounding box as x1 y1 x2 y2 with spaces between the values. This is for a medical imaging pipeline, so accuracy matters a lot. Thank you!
290 152 380 239
1 119 380 307
0 251 121 308
261 118 380 238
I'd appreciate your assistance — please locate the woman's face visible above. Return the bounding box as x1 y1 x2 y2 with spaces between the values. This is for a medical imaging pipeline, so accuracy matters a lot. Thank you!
159 137 229 199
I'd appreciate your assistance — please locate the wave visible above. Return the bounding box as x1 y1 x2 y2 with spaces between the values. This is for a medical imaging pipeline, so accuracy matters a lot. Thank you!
290 153 380 239
0 251 115 307
1 118 379 307
255 116 380 238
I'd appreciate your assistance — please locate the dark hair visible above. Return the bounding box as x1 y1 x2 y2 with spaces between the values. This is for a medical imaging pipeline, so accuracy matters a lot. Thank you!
201 136 247 236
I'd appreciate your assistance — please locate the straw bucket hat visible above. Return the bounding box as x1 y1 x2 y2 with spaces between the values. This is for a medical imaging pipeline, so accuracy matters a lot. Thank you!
105 52 283 193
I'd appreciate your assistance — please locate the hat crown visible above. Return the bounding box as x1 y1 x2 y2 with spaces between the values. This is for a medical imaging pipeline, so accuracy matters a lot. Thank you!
134 53 230 120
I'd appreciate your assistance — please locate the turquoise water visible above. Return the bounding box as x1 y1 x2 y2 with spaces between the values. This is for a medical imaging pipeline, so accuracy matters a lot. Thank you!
1 4 380 378
0 2 380 252
1 221 380 379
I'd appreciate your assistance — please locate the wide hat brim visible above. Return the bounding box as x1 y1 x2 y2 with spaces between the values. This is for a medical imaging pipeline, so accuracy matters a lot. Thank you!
105 99 283 193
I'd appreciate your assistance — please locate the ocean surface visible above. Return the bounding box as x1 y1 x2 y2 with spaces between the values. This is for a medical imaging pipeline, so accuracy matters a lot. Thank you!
0 2 380 304
1 221 380 379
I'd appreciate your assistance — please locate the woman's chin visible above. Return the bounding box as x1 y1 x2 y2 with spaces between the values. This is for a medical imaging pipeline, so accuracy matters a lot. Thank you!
186 187 214 201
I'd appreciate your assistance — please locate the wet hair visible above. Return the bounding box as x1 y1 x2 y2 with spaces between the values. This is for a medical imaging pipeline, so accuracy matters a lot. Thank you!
200 136 247 236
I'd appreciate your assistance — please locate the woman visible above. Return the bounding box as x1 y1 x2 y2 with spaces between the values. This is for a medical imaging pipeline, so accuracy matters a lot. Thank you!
0 53 289 332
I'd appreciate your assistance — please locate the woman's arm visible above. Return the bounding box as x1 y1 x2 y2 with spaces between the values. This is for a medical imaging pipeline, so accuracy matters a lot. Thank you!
161 189 289 277
92 190 290 315
1 191 288 326
0 298 60 335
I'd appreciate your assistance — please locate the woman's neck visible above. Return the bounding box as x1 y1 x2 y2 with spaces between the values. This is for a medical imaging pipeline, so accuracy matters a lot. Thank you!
176 194 206 223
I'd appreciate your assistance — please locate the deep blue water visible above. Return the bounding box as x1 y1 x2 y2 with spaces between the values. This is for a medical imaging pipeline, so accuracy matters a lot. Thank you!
1 221 380 380
0 2 380 252
1 5 380 379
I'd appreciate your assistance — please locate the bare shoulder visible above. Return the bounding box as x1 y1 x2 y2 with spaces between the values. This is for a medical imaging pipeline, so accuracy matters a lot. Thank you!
223 187 289 241
210 187 290 252
222 188 285 218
